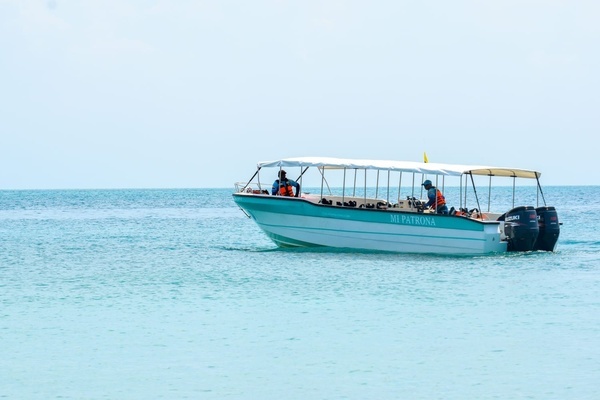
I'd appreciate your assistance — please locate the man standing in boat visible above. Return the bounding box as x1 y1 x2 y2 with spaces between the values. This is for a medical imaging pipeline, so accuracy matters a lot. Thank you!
272 170 301 197
422 180 448 214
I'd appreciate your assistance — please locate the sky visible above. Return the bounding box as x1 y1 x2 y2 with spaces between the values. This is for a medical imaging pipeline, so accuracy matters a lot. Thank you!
1 0 598 189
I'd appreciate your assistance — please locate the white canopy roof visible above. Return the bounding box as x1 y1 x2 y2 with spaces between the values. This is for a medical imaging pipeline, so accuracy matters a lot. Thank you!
258 157 541 179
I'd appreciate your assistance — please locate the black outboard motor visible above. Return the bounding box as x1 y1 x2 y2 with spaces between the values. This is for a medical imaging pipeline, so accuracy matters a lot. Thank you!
534 206 560 251
503 206 539 252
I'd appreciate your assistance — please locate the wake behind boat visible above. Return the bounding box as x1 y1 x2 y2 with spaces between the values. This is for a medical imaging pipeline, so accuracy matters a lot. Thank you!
232 157 560 255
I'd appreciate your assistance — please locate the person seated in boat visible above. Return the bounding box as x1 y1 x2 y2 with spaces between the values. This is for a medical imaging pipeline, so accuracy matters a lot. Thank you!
272 170 300 197
421 179 448 214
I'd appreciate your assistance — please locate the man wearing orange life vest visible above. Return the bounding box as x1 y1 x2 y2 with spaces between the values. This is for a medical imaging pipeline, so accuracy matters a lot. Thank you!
422 179 449 214
271 170 301 197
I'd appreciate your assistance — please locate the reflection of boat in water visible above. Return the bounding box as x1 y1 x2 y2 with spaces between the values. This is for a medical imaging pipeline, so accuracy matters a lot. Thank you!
232 157 560 255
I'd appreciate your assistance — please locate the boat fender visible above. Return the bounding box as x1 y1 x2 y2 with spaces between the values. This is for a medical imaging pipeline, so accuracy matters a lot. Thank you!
376 201 388 209
320 198 332 205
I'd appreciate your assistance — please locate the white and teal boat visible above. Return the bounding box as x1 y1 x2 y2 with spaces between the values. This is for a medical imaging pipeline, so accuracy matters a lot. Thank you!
233 157 560 255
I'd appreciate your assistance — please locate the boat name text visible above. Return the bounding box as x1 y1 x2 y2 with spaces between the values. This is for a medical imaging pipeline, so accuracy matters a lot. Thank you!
390 214 436 226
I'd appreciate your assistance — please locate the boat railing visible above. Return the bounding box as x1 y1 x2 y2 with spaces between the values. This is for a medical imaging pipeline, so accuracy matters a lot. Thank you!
234 181 271 194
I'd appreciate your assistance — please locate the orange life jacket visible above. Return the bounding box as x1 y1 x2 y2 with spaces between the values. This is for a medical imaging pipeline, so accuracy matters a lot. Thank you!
432 188 446 208
278 180 295 196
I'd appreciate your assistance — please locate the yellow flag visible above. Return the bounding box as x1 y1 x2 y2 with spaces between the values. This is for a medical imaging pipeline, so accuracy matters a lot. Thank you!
423 152 428 163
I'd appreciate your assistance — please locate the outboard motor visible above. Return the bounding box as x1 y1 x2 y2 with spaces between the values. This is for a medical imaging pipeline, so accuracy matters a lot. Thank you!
534 206 560 251
503 206 539 252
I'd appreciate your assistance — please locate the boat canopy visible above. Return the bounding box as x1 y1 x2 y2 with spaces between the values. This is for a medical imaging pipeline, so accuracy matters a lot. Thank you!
257 157 541 179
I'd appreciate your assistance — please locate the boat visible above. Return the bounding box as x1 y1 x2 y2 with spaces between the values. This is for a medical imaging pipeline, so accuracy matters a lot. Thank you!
232 157 560 255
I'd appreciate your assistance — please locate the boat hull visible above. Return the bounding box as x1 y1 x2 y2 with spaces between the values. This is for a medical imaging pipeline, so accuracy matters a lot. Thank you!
233 194 507 255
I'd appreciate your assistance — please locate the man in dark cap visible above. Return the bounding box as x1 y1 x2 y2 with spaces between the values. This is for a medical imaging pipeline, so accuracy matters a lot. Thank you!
271 169 301 197
421 179 448 214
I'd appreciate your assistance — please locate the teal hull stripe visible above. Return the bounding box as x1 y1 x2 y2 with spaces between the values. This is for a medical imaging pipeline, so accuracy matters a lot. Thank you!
256 221 486 243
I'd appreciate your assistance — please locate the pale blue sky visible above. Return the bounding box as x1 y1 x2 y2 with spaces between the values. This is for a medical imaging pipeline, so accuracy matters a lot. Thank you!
1 0 598 189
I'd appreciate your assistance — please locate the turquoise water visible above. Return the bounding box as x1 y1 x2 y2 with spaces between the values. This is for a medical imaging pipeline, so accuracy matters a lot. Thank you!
1 187 599 399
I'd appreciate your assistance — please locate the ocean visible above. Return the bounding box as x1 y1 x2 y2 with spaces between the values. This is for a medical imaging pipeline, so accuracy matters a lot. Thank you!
1 187 599 399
